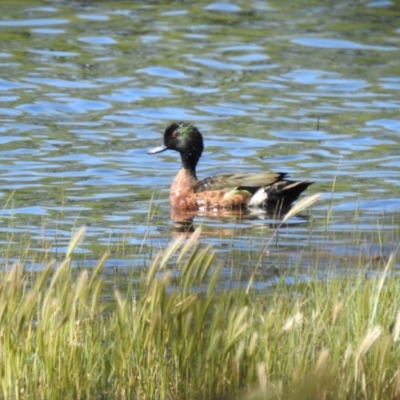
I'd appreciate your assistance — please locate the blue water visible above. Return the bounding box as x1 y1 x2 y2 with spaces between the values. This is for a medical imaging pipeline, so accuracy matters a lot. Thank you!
0 0 399 278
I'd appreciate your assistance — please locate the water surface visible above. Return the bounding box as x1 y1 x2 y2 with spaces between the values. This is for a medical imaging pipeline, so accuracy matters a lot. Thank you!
0 0 399 283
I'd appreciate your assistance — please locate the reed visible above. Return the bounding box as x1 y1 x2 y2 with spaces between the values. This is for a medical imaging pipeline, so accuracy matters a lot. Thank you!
0 216 399 399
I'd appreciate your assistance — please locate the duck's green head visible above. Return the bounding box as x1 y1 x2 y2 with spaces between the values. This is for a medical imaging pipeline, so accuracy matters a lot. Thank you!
148 122 204 160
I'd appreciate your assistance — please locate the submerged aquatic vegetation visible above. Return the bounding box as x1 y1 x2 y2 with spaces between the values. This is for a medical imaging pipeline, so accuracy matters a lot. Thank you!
0 217 399 399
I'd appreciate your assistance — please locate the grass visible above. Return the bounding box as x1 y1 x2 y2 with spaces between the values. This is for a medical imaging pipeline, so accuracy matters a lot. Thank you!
0 200 400 399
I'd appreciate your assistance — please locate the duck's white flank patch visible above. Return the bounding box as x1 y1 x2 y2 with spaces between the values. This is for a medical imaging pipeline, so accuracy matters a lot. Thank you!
247 187 268 207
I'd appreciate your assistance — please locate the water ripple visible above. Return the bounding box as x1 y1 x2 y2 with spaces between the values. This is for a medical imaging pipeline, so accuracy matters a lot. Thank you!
292 38 397 51
137 67 188 79
0 18 68 27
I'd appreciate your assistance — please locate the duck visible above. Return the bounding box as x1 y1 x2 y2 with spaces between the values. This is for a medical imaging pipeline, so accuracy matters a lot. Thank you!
148 122 313 211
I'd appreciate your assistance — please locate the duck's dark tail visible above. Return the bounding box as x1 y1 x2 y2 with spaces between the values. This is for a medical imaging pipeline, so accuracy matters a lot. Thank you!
266 180 314 206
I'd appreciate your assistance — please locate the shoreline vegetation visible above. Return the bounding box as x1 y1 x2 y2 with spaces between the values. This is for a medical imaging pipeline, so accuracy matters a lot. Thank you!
1 196 400 399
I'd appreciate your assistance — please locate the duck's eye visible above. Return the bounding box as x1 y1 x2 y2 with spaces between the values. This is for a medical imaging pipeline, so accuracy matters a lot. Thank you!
171 131 179 138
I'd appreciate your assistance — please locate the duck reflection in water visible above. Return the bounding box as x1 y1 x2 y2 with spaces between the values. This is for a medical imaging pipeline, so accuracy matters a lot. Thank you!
169 203 308 235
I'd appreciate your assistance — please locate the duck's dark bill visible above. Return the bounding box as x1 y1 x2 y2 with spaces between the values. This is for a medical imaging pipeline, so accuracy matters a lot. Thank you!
148 145 168 154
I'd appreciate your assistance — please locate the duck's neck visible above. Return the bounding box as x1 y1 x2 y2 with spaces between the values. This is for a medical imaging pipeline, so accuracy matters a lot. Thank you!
180 151 200 180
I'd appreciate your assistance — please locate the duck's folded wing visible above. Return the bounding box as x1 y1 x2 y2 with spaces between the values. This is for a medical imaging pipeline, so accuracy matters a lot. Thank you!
195 172 288 193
